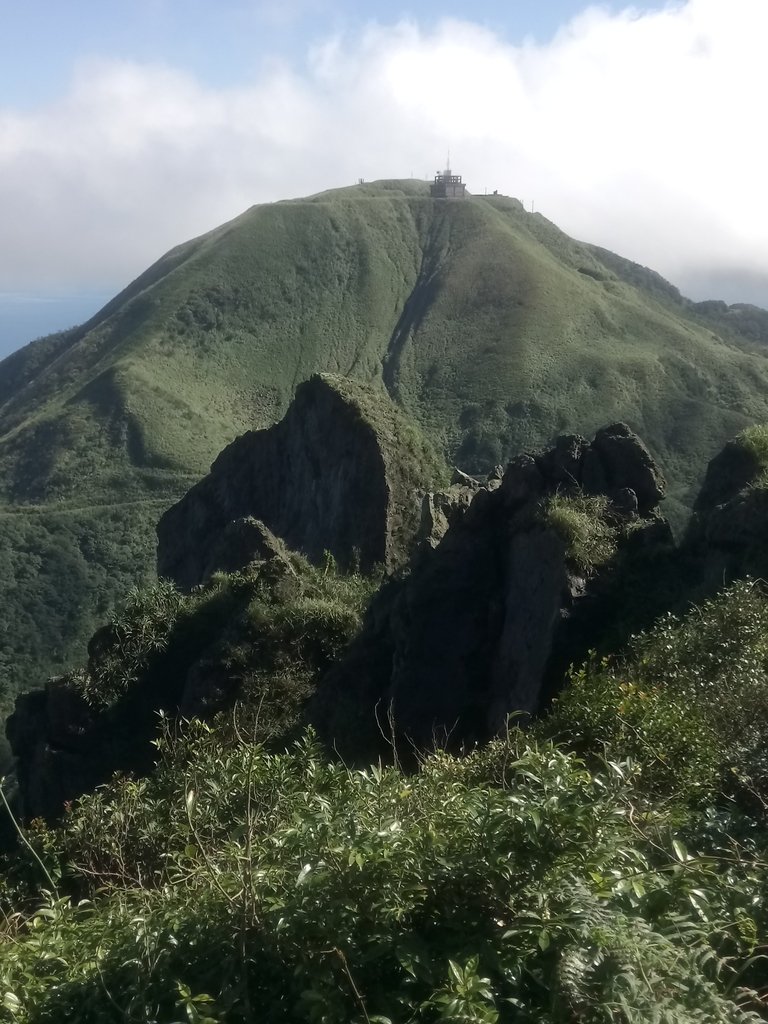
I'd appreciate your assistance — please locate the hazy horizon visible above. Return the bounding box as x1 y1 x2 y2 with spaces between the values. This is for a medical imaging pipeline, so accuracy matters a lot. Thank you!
0 290 112 359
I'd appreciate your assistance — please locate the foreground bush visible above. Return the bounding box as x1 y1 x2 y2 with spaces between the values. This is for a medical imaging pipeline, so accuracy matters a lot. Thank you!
541 579 768 807
1 722 766 1023
2 579 768 1022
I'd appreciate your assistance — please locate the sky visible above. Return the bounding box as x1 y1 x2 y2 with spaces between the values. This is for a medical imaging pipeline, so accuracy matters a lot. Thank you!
1 0 767 355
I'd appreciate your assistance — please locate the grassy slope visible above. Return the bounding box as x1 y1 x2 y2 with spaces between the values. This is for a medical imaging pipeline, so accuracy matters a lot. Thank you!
390 195 768 511
1 178 768 697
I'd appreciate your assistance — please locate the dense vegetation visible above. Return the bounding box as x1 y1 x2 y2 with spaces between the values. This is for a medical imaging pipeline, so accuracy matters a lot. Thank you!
1 571 767 1022
3 180 768 695
75 551 377 725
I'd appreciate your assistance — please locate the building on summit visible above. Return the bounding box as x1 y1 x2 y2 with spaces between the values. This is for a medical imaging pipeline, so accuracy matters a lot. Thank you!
430 162 467 199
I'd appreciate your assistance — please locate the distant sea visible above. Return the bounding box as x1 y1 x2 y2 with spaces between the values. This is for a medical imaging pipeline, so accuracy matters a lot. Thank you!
0 291 113 360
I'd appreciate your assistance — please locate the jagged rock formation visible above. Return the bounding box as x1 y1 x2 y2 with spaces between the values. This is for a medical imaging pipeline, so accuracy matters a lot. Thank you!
8 379 448 824
7 410 674 822
685 429 768 583
196 518 290 580
157 374 446 589
311 423 671 759
12 399 768 826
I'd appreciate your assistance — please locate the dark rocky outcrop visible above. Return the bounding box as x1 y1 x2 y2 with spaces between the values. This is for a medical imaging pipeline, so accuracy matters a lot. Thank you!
685 432 768 584
157 374 446 589
6 405 675 821
5 552 337 825
418 484 478 549
6 674 173 823
201 518 290 580
14 403 768 829
693 438 763 513
311 423 671 760
582 423 666 513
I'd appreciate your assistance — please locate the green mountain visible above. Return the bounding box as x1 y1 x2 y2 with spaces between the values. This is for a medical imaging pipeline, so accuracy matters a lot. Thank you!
2 178 768 698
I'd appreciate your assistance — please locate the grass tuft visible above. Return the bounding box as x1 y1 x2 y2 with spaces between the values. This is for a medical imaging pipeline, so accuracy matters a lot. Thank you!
543 492 617 573
735 424 768 486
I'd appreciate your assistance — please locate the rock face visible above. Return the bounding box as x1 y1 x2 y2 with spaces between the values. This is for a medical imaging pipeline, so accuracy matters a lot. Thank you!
6 377 445 826
201 518 289 579
583 423 665 512
6 673 173 823
694 438 763 514
311 424 670 760
686 433 768 582
157 374 445 589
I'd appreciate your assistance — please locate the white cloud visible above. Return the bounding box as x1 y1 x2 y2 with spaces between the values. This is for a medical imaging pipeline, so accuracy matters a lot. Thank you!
1 0 767 305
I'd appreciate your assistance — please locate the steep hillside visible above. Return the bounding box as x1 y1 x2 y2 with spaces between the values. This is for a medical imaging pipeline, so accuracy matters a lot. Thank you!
2 178 768 696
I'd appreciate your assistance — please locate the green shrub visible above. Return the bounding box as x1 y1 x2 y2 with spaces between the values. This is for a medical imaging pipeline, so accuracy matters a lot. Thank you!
541 580 768 807
1 727 764 1023
71 555 375 732
80 580 184 706
541 658 721 800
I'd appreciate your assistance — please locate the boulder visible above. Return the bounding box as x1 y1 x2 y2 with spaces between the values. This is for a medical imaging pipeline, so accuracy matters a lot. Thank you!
451 467 482 489
419 486 479 549
6 675 162 823
202 518 289 580
587 423 666 512
611 487 639 516
536 433 589 488
500 454 544 510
